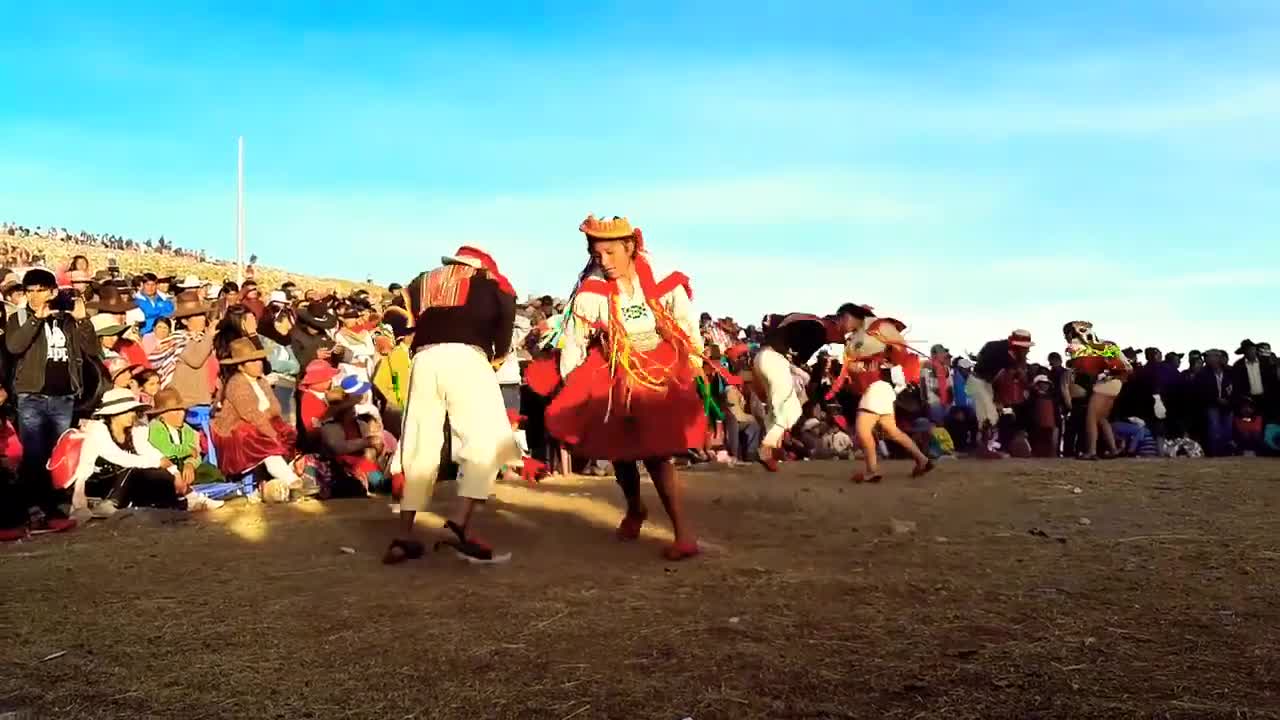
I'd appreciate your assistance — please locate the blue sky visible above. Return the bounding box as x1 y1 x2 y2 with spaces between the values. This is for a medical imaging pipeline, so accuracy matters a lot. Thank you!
2 1 1277 357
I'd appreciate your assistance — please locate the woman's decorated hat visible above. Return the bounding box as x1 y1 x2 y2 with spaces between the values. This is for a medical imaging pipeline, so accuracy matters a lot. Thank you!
579 214 636 240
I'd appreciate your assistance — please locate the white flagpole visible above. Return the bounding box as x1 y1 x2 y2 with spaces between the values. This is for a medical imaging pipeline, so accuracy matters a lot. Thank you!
236 136 245 284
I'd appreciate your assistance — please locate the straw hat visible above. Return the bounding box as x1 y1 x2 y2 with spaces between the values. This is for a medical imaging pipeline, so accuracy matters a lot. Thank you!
94 388 148 417
145 388 189 415
171 290 211 319
579 214 636 240
220 337 268 365
103 356 138 382
175 274 203 290
1008 329 1034 349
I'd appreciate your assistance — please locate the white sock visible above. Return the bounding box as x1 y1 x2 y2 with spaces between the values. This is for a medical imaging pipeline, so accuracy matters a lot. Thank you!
262 455 300 483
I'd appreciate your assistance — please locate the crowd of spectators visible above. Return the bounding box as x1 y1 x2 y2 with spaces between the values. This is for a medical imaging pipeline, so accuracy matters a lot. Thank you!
0 232 1275 541
3 222 210 262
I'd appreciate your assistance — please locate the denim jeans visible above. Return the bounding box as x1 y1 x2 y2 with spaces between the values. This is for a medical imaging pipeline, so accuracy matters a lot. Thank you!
1205 407 1234 457
16 393 76 509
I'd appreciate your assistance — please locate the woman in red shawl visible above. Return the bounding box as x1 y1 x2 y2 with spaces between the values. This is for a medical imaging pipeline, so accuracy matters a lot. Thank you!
210 338 304 499
544 215 721 561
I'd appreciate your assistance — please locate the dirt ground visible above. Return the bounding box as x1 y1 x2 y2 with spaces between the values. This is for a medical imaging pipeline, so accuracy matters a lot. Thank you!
3 458 1279 720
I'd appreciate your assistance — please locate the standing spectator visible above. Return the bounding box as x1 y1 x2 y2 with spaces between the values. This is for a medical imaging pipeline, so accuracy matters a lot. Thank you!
292 301 336 370
495 312 532 412
4 269 96 531
1232 340 1275 418
967 330 1034 458
1196 349 1234 456
133 273 174 334
920 344 953 423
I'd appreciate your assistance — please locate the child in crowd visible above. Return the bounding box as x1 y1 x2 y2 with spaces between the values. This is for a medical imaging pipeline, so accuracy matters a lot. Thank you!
1030 374 1060 458
146 388 227 489
1234 400 1263 455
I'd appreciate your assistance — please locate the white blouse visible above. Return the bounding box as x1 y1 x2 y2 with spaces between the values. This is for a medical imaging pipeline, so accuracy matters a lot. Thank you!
559 272 702 379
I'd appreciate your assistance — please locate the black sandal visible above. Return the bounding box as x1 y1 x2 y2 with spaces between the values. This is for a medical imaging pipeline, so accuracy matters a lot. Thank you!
435 521 510 564
382 538 425 565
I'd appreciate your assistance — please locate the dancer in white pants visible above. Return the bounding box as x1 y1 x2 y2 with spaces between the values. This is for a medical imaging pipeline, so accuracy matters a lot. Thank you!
753 343 802 471
384 246 520 565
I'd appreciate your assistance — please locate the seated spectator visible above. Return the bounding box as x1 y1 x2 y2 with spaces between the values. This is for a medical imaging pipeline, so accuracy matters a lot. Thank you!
371 307 413 438
213 304 259 362
210 338 305 500
153 292 219 462
141 316 172 355
298 360 340 442
944 405 977 453
135 369 161 405
318 376 392 496
79 389 222 516
1111 417 1159 457
104 357 141 393
93 313 129 359
145 388 225 488
259 305 301 425
2 278 24 317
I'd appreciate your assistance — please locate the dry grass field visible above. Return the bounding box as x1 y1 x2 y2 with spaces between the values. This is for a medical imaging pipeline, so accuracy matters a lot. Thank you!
3 458 1279 719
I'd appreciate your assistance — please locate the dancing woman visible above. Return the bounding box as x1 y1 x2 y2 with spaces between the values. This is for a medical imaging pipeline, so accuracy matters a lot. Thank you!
546 215 721 561
1062 321 1131 460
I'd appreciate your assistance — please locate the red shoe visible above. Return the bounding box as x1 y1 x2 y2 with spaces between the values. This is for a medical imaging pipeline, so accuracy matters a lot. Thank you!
757 447 779 472
662 540 701 561
616 509 648 541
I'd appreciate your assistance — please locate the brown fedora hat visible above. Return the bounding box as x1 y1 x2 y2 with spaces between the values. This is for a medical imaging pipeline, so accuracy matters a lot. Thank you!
87 283 138 314
145 387 190 415
171 290 211 319
220 337 268 365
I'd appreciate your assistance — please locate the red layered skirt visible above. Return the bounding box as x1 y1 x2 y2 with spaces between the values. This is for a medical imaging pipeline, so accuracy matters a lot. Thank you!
214 417 298 476
547 341 707 462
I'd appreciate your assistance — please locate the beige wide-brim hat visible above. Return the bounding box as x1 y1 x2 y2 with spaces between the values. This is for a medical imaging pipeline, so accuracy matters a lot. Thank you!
94 388 149 417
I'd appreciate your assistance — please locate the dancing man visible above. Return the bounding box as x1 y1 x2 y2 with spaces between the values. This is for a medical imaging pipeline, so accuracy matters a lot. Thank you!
753 315 810 471
545 215 720 561
384 246 522 565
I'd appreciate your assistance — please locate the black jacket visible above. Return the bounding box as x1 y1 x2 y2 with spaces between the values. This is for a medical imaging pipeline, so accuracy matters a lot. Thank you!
3 309 97 396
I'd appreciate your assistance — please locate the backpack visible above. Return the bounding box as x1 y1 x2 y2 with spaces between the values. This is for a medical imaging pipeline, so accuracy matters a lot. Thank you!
47 426 92 490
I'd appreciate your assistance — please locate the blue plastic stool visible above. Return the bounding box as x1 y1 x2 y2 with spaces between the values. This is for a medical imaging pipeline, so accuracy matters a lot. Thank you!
185 405 217 466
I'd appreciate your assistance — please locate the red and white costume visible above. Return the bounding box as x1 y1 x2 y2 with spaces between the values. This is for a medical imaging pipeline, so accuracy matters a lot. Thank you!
836 315 921 415
546 242 707 461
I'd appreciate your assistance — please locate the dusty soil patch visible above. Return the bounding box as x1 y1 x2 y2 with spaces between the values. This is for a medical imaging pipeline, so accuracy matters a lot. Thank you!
3 458 1279 719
